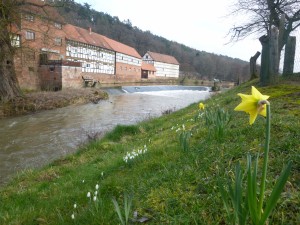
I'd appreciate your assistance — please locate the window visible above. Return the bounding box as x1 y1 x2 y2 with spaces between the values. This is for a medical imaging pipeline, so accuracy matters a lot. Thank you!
55 37 62 46
49 65 55 72
54 22 62 29
24 14 34 22
10 34 21 47
25 31 35 40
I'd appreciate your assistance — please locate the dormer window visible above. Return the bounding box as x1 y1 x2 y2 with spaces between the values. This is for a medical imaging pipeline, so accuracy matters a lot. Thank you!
54 22 62 29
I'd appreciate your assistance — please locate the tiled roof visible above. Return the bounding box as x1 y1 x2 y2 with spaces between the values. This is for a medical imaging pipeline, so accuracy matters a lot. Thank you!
141 62 156 71
20 0 65 24
64 25 113 51
102 36 142 59
147 51 179 65
64 25 142 59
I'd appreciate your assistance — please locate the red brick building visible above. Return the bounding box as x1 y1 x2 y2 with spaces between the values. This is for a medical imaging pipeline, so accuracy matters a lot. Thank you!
14 0 66 90
13 0 179 91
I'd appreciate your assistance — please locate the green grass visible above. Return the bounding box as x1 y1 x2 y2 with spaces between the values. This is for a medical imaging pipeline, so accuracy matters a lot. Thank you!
0 79 299 224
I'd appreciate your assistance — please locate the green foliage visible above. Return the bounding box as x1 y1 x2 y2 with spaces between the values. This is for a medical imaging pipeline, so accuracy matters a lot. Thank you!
204 107 231 141
104 124 139 141
219 93 293 225
112 193 133 225
179 129 191 151
220 153 292 225
219 162 248 225
247 155 292 225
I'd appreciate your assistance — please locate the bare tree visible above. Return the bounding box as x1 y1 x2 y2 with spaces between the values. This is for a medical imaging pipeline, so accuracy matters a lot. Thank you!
230 0 300 50
0 0 67 101
229 0 300 84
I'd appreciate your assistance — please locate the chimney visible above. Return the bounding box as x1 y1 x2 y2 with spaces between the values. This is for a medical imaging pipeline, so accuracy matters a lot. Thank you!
88 27 92 34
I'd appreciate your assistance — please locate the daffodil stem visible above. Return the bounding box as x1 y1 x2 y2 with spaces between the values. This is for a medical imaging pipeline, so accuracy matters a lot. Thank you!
258 104 271 218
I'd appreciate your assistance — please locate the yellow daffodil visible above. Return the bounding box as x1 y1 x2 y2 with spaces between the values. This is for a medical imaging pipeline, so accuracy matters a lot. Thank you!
234 86 270 125
199 102 205 110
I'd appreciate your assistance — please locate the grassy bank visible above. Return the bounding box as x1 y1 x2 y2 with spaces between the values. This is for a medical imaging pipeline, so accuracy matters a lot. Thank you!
0 79 299 224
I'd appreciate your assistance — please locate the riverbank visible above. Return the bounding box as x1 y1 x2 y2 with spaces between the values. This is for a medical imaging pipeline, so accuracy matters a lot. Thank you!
0 88 108 119
0 79 299 224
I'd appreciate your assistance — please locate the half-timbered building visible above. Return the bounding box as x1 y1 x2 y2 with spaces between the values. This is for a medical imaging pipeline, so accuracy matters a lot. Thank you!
142 51 179 78
102 36 142 81
12 0 180 90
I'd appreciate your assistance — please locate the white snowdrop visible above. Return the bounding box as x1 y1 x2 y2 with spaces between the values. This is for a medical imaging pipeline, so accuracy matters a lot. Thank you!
87 192 91 198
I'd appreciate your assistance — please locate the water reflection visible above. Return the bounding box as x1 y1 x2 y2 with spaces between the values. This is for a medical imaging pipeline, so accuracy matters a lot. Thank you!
0 87 211 185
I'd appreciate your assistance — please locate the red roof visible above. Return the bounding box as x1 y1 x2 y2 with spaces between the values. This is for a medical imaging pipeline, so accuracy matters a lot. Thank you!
147 51 179 65
102 36 142 59
64 25 113 51
64 25 142 59
141 62 156 71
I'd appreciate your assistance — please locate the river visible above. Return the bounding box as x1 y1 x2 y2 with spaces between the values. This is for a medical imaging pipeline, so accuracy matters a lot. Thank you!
0 85 211 185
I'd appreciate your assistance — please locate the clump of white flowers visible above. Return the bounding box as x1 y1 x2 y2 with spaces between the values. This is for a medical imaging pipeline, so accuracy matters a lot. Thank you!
71 181 101 220
175 124 185 133
123 145 148 163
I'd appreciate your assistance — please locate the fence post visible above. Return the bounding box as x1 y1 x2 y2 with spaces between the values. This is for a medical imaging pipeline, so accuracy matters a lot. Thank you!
283 36 296 76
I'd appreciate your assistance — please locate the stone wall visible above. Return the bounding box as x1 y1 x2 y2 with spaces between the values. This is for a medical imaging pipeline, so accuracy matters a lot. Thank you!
14 51 41 90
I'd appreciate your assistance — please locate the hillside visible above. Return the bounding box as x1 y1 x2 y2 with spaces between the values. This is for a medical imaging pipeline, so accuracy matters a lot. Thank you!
57 1 250 82
0 78 299 224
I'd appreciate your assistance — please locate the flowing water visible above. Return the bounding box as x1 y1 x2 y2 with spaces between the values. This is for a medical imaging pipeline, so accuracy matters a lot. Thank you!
0 85 211 185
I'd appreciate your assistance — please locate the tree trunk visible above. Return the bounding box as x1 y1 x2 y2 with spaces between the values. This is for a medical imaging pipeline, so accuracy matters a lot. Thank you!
269 27 279 84
259 27 280 86
259 35 269 86
0 43 22 102
283 36 296 76
250 51 261 80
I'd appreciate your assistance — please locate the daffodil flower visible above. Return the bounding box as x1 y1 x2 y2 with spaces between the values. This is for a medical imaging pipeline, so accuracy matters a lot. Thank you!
234 86 270 125
199 102 205 110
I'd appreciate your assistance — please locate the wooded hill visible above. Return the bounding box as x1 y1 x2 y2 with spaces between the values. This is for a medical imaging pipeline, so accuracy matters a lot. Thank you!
58 1 251 82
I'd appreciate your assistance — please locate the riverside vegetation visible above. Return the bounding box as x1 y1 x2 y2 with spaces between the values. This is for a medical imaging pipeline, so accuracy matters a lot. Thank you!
0 89 108 118
0 78 299 224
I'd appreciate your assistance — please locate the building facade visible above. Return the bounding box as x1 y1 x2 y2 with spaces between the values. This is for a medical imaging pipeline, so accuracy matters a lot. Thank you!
142 51 180 78
14 0 66 90
12 0 180 91
102 36 142 82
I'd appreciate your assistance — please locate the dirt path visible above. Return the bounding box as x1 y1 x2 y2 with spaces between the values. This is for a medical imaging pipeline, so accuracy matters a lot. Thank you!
0 88 108 119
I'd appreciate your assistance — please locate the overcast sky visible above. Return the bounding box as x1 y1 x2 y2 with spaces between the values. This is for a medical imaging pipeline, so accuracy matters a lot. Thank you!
74 0 263 61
